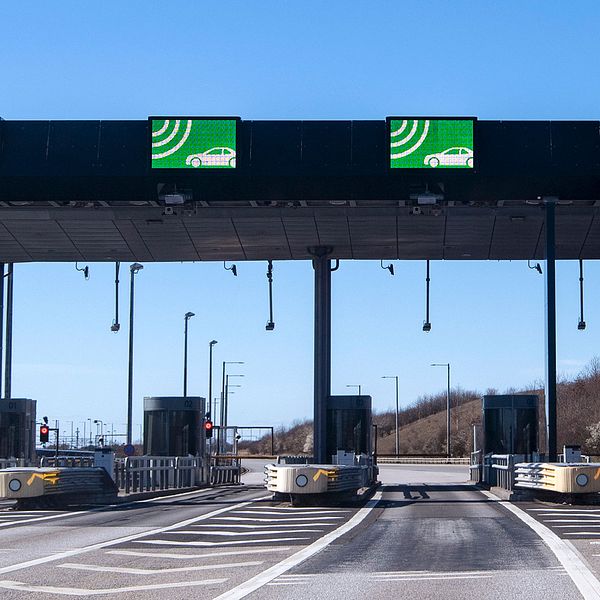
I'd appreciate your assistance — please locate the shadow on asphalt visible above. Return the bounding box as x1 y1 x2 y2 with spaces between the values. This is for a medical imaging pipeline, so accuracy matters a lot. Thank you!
376 483 495 508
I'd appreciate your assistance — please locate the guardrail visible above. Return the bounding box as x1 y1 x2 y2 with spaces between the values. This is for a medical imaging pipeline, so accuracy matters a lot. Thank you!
377 457 470 465
490 454 526 491
114 456 206 494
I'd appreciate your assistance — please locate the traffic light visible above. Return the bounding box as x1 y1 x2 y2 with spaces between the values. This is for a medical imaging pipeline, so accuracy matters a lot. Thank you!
204 420 213 439
39 425 50 443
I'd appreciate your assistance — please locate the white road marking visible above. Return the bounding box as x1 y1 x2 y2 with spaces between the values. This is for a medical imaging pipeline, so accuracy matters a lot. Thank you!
482 490 600 600
232 510 345 516
0 578 227 596
565 532 600 536
0 509 92 529
0 495 269 576
140 538 310 547
60 560 262 575
372 575 494 582
107 548 291 560
238 507 348 513
540 514 600 518
211 491 382 600
218 516 343 522
555 525 600 529
172 529 324 536
193 523 335 529
529 509 600 513
546 520 600 524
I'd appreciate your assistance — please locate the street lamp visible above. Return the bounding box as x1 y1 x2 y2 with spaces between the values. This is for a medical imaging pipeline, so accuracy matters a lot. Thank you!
183 312 195 397
93 419 104 443
382 376 400 456
219 361 244 452
127 262 143 447
208 340 218 419
431 363 451 458
346 384 362 395
224 374 244 434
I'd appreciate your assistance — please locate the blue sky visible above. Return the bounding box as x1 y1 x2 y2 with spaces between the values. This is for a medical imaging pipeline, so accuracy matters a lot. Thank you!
2 2 600 438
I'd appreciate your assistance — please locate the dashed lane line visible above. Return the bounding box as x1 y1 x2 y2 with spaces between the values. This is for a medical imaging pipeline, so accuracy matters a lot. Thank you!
0 578 228 596
211 491 382 600
0 495 269 576
60 560 263 575
482 490 600 600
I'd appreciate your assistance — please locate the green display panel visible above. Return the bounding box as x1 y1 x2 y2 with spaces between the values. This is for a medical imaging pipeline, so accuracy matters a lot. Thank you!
150 118 237 169
389 119 474 169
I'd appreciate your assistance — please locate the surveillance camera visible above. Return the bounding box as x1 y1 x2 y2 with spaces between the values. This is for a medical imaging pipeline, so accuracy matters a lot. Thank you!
266 321 275 331
422 322 432 332
110 323 120 332
163 206 174 216
578 320 586 330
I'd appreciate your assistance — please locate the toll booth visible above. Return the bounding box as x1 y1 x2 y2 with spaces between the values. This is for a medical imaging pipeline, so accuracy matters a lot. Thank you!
483 394 539 457
0 398 36 464
143 396 205 457
326 395 372 463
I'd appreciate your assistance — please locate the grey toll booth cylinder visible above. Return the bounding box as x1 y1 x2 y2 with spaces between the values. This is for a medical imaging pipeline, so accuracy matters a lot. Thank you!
0 398 37 463
326 395 372 462
143 396 205 457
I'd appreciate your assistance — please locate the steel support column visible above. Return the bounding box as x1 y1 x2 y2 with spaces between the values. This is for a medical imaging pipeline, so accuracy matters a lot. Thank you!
311 248 332 464
544 198 558 461
0 262 4 398
3 263 13 400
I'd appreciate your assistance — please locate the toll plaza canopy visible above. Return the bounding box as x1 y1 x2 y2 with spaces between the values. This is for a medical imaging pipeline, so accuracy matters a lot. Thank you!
0 118 599 263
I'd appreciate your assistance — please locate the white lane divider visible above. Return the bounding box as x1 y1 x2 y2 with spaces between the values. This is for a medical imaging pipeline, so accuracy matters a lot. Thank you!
60 560 263 575
0 578 228 596
245 506 349 511
139 537 310 547
107 547 291 560
0 495 269 576
483 490 600 600
212 491 382 600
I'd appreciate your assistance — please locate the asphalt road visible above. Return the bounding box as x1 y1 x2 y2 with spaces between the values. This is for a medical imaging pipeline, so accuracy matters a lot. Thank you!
0 462 596 599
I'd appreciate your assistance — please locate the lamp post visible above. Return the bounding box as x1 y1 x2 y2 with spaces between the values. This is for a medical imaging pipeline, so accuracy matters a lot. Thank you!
219 361 244 452
431 363 451 458
224 374 244 447
93 419 104 444
346 384 362 395
183 312 195 397
382 376 400 456
208 340 218 419
127 262 143 447
87 418 92 446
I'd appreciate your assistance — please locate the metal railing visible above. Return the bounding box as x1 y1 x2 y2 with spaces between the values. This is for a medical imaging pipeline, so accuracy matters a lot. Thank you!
114 456 207 494
210 458 241 485
0 459 18 469
490 454 527 491
40 456 95 468
469 450 483 483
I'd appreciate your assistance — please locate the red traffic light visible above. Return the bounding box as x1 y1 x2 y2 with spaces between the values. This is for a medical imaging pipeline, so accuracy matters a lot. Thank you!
204 420 213 439
39 425 50 443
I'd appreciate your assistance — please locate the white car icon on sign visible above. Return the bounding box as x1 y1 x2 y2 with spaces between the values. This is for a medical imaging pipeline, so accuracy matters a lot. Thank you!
424 147 473 168
186 147 236 168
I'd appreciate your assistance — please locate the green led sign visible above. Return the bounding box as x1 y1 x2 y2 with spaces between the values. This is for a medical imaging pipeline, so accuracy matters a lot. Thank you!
150 118 237 169
389 118 474 169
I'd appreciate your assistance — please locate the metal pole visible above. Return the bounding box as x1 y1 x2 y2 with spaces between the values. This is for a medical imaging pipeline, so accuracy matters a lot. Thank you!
4 263 13 399
126 268 135 446
312 250 332 464
544 198 558 461
219 361 226 452
447 364 451 458
183 317 189 397
578 259 586 329
395 376 399 457
208 341 217 419
0 262 4 399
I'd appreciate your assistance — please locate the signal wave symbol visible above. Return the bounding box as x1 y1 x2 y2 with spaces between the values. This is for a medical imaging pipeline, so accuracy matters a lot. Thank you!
151 119 193 159
390 119 430 159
